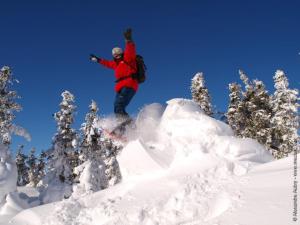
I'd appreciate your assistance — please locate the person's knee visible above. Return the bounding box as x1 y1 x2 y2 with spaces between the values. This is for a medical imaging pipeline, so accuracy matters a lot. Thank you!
123 88 136 106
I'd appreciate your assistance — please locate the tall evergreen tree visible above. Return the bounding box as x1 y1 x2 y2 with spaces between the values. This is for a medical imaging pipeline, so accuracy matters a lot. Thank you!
250 79 272 147
0 66 24 202
191 72 213 116
80 101 102 161
36 150 46 185
238 70 272 149
15 145 29 186
75 100 107 192
0 66 22 155
46 90 78 185
27 147 39 186
228 70 254 137
102 138 122 187
226 82 243 136
271 70 299 159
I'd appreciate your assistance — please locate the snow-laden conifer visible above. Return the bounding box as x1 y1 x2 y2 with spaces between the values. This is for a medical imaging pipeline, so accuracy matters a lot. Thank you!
81 101 122 187
80 100 102 161
191 72 213 116
250 79 272 147
271 70 299 159
36 151 46 185
75 100 107 193
102 138 122 186
48 90 78 183
0 66 30 146
0 66 26 202
27 147 39 187
15 145 29 186
226 83 243 136
0 66 22 154
238 70 272 150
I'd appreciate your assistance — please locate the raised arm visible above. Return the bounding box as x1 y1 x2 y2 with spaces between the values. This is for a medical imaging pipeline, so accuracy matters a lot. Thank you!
123 41 136 63
123 28 136 63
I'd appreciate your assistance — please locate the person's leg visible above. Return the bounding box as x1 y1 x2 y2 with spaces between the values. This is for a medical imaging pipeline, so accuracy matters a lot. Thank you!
114 91 126 117
114 87 136 121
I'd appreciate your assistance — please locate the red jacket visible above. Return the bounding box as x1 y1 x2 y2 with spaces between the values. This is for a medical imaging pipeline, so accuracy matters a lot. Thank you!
99 42 138 93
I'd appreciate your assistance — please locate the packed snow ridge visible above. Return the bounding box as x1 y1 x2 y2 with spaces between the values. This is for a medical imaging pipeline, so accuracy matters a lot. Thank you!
8 99 279 225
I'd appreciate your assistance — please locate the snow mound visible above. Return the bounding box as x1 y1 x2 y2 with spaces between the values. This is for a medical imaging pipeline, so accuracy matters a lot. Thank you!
9 98 275 225
0 160 17 203
117 140 164 178
118 98 272 179
0 144 18 217
0 191 39 217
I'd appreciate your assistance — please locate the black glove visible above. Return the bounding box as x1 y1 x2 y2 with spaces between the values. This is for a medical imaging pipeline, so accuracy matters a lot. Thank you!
90 54 100 62
124 28 132 41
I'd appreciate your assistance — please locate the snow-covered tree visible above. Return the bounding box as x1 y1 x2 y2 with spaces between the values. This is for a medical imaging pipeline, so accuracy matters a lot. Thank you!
36 150 46 185
80 101 102 162
226 82 243 136
40 91 79 202
0 66 30 146
75 100 107 193
15 145 29 186
250 79 272 147
271 70 299 159
47 91 77 184
0 66 25 203
27 147 39 187
81 101 122 187
0 66 21 147
191 72 213 116
238 70 272 148
102 138 122 187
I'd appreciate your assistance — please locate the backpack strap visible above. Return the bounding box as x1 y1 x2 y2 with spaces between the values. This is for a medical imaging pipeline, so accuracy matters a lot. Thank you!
115 75 133 83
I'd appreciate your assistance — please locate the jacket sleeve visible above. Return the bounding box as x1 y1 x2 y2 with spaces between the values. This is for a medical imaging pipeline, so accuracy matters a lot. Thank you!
123 41 136 64
98 59 117 69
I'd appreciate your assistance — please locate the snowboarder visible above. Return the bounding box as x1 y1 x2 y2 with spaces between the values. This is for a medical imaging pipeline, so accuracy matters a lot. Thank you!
90 28 138 128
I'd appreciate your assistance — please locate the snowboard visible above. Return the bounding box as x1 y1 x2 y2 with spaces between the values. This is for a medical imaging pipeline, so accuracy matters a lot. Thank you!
102 128 128 143
102 118 135 143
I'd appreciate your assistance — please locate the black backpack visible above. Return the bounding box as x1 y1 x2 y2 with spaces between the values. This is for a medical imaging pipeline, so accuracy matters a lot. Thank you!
115 55 147 84
132 55 147 84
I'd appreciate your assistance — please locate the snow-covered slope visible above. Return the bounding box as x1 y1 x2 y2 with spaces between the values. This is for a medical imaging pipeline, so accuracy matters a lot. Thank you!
221 156 296 225
6 99 297 225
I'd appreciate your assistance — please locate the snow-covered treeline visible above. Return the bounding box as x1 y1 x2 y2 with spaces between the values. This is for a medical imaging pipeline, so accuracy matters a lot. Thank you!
0 65 298 224
191 70 299 159
7 67 300 193
225 70 299 158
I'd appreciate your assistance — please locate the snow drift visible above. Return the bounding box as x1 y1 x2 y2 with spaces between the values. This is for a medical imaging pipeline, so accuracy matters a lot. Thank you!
8 98 283 225
119 99 272 179
0 143 18 217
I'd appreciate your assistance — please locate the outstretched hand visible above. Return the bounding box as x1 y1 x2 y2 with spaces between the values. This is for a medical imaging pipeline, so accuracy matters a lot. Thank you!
124 28 132 41
90 54 100 62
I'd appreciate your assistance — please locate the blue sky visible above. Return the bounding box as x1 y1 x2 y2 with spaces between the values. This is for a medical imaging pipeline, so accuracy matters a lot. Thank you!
1 0 299 154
